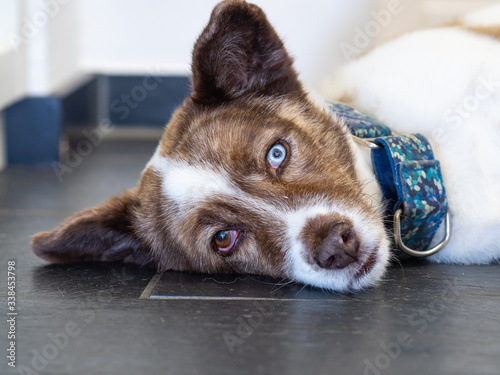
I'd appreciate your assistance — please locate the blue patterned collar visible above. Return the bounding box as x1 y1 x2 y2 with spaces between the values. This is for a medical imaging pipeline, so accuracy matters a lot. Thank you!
326 101 451 258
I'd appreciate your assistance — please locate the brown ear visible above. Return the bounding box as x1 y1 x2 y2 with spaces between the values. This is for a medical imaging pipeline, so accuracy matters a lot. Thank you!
32 189 154 266
191 0 303 104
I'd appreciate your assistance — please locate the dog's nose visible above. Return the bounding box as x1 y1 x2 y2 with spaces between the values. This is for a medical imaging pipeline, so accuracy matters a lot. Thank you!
314 223 359 270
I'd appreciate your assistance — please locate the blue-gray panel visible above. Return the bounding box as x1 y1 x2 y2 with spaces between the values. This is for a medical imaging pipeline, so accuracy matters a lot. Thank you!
108 75 191 126
62 77 98 126
5 97 61 165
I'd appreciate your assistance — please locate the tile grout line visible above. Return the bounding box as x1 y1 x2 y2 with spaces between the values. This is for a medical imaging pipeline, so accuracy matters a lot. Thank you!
141 272 359 302
147 295 355 302
139 272 164 299
0 209 76 216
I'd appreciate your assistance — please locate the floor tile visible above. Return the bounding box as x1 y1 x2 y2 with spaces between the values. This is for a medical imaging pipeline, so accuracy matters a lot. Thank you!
1 139 499 375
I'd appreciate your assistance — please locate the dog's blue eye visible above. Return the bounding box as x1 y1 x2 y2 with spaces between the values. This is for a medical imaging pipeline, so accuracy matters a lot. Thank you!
267 143 287 169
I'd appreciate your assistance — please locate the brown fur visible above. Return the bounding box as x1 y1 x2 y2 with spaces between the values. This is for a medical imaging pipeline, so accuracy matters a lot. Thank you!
463 25 500 40
32 0 379 285
32 189 151 265
447 19 500 41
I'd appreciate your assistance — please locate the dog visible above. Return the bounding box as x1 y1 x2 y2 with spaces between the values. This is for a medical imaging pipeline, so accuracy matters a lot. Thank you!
32 1 500 292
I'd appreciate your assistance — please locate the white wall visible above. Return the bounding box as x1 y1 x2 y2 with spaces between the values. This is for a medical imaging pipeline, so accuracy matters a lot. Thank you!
0 112 6 170
0 0 25 109
0 0 24 171
0 49 26 109
77 0 374 89
47 0 81 94
1 0 497 172
0 0 81 102
1 0 377 103
0 1 20 55
374 0 497 44
3 0 498 104
78 0 495 90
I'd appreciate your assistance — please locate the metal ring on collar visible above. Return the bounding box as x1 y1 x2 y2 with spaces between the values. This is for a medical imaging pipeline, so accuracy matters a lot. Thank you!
352 136 382 149
394 209 451 257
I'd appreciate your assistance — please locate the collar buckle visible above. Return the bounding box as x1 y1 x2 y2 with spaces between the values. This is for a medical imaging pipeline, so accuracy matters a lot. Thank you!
394 209 451 257
328 101 450 258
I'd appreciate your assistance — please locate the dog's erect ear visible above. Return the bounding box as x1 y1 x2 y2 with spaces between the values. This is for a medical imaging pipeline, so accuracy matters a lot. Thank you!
191 0 303 103
32 189 153 266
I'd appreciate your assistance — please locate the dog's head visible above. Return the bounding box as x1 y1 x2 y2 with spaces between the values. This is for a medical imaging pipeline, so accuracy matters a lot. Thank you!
33 0 390 292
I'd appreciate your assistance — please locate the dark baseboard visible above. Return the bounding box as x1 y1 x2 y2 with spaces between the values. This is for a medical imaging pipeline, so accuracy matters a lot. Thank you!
3 74 191 166
63 75 191 127
107 75 191 126
62 76 99 127
5 97 61 165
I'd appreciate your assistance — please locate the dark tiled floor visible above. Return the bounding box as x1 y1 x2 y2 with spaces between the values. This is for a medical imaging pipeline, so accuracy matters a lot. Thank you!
1 139 500 375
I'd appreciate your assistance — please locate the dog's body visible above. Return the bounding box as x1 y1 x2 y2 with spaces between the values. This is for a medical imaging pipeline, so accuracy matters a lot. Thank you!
32 1 500 292
322 4 500 265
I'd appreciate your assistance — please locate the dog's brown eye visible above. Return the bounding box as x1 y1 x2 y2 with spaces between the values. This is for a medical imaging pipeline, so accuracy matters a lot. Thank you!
214 230 239 254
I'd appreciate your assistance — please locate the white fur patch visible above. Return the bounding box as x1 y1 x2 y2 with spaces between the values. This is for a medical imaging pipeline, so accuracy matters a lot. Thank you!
163 163 233 205
146 150 235 206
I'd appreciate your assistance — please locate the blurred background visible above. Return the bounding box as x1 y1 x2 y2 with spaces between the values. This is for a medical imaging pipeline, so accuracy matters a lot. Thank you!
0 0 496 171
